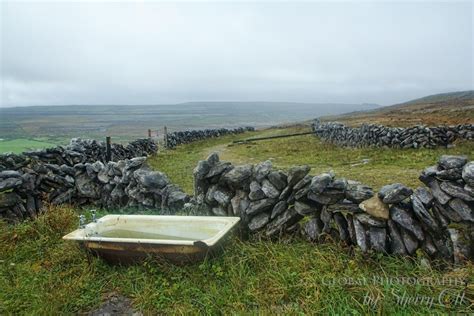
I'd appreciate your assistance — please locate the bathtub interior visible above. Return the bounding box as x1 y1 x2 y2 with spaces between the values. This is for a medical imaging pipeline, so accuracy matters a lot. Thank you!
63 215 240 246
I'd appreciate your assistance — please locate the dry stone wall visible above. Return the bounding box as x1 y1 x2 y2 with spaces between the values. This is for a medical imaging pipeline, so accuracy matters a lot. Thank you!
0 157 189 223
0 138 158 169
165 127 254 149
193 153 473 263
0 138 190 223
312 119 474 149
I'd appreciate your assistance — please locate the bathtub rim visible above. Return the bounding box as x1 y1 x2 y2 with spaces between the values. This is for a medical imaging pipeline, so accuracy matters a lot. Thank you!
62 214 240 247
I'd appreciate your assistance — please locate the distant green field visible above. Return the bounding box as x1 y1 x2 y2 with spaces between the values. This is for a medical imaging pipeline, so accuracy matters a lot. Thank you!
0 138 56 154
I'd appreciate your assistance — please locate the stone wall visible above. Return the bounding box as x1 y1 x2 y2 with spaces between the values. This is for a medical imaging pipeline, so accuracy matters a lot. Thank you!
193 153 473 263
165 127 255 149
0 156 189 223
0 138 158 170
0 138 190 223
312 119 474 148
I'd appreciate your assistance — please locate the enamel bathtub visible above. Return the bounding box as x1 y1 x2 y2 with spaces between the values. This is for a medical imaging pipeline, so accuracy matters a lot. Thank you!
62 215 240 264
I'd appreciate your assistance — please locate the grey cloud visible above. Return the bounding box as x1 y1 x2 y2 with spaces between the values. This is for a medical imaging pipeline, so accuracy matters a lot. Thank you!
0 1 472 107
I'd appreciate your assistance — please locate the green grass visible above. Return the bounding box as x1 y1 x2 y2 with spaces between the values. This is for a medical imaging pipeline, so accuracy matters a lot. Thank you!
1 206 473 314
1 126 474 314
0 138 57 154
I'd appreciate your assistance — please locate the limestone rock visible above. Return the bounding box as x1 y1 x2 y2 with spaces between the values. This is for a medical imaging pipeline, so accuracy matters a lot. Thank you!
355 213 386 227
304 217 324 241
345 184 374 203
212 205 227 216
75 173 100 198
387 220 407 255
359 196 389 219
249 181 266 201
462 162 474 187
334 212 349 241
134 169 169 189
353 218 369 253
205 185 217 204
246 198 277 216
411 195 439 231
378 183 413 204
293 175 312 191
400 227 419 255
413 187 433 207
433 202 462 222
294 201 314 216
0 177 22 191
254 160 272 182
369 227 387 252
206 152 219 165
438 155 467 170
214 188 232 206
222 164 253 188
206 162 232 178
389 205 424 241
307 190 344 205
448 198 474 222
0 170 21 178
267 171 287 190
309 173 333 193
428 180 451 205
266 207 303 237
230 190 250 216
270 201 287 219
287 165 310 187
248 212 270 231
440 181 473 201
193 160 210 180
261 179 280 199
0 192 22 208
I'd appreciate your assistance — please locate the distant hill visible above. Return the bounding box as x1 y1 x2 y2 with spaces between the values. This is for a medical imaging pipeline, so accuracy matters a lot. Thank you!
397 90 474 106
321 90 474 127
178 101 381 113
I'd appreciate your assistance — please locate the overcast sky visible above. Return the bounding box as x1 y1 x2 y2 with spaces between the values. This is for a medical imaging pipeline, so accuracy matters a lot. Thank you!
0 1 472 107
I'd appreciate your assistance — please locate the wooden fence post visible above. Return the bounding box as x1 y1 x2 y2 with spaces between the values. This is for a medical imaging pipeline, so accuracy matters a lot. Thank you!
106 136 111 162
148 129 152 138
164 126 168 148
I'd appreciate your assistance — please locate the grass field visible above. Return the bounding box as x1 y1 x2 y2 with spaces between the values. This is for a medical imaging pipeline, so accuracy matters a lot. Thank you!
1 126 473 314
149 126 474 193
0 138 57 154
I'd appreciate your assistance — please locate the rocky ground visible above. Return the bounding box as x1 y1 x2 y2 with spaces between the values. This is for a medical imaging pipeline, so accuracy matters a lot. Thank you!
88 293 141 316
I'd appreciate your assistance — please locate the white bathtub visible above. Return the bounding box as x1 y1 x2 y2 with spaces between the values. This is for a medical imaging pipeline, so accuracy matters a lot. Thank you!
63 215 240 264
